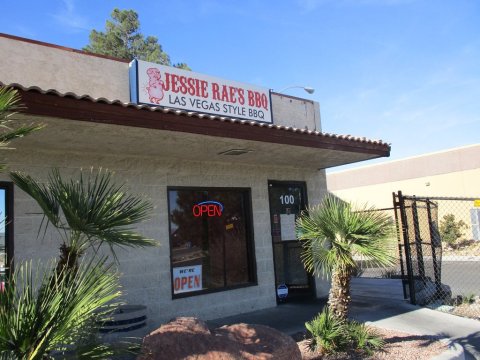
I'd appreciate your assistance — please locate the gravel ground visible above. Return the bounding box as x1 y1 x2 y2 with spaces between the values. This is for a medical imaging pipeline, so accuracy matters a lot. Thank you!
297 327 448 360
443 241 480 257
452 302 480 320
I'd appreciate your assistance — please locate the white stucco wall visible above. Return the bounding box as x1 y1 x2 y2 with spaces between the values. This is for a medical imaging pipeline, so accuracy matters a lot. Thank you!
0 35 130 101
271 93 321 131
327 145 480 236
2 146 329 331
0 35 321 131
329 168 480 209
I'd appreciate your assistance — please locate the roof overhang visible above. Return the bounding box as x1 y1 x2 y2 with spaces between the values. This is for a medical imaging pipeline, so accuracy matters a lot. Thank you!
9 84 390 170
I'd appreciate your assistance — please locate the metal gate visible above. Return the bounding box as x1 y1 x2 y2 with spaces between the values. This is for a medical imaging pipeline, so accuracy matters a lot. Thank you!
393 192 480 306
393 192 443 305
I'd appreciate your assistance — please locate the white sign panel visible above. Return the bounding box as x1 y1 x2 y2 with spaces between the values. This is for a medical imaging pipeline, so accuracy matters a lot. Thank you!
130 60 272 123
280 214 297 241
173 265 202 294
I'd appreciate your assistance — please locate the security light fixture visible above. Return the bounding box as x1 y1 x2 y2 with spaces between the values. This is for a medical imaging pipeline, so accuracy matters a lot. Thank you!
277 85 315 95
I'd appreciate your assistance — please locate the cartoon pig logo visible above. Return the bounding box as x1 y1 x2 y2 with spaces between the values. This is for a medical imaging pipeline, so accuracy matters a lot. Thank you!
146 67 165 104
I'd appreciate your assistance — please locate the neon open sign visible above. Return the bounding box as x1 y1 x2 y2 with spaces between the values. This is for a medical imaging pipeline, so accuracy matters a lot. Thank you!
192 201 224 217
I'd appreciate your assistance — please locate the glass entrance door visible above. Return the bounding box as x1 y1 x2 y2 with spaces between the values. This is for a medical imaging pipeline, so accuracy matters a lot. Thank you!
268 181 314 301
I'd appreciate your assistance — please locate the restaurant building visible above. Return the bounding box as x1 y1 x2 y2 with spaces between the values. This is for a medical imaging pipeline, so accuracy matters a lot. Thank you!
0 33 390 331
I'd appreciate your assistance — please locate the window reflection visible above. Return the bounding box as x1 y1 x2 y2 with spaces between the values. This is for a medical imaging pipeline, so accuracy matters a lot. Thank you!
168 188 254 296
0 188 6 290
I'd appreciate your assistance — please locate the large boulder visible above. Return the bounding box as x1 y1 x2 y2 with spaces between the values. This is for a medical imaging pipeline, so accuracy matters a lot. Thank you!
138 317 301 360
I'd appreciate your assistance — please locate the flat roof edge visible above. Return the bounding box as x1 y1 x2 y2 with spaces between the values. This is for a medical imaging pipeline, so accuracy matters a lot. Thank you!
3 82 391 157
0 32 130 63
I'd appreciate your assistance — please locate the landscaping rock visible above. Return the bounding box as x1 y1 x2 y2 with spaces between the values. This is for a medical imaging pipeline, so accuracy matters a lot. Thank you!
137 317 301 360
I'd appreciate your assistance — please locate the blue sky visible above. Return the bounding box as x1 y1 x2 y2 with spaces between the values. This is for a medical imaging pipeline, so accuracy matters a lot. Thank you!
2 0 479 169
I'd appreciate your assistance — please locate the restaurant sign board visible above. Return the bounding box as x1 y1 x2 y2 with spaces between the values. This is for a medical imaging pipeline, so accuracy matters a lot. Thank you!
129 59 272 123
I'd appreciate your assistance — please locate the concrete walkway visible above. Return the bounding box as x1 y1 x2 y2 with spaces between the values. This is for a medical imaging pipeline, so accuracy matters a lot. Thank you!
209 278 480 359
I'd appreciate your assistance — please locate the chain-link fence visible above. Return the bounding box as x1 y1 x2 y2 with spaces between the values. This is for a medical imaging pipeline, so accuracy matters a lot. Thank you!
394 194 480 315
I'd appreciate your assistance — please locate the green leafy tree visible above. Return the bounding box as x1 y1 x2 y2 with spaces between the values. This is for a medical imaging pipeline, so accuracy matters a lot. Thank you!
439 214 468 245
296 195 395 320
10 168 157 273
0 86 43 170
84 8 190 69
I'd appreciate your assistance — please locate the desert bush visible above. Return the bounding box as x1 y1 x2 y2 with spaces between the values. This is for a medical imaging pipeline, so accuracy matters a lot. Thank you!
305 308 348 353
305 308 386 356
462 293 476 305
0 257 119 359
346 321 385 356
440 214 468 245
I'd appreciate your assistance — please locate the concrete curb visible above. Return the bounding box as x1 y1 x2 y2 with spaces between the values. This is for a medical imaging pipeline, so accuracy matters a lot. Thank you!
431 339 465 360
441 256 480 262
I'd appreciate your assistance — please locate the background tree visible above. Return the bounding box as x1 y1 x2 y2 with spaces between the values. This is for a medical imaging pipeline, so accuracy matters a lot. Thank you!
296 195 395 320
84 8 191 69
439 213 468 245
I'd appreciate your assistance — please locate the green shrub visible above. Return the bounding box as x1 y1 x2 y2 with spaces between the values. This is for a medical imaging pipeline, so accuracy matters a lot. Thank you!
0 258 120 359
462 293 476 305
346 321 385 356
305 308 348 353
305 308 386 356
440 214 468 245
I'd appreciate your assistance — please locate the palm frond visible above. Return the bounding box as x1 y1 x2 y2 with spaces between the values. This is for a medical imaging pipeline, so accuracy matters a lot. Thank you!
48 168 156 249
0 85 23 118
11 168 157 255
10 171 61 228
296 194 395 277
305 307 348 353
0 86 43 171
0 124 44 144
0 257 121 359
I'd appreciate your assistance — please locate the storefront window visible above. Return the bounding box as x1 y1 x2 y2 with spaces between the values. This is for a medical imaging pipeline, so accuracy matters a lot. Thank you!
168 187 256 297
0 183 13 291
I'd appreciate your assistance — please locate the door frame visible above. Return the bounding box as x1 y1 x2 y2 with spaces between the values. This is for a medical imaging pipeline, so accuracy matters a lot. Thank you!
267 180 315 303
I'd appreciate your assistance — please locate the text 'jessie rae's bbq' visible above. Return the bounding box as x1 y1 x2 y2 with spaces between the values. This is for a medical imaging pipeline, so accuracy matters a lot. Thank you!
130 60 272 122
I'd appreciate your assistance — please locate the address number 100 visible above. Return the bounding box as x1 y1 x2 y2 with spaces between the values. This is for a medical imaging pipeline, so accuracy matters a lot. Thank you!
279 195 295 205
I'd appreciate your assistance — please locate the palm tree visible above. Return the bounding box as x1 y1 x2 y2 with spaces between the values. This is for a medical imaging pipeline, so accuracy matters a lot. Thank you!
0 257 121 359
10 168 156 273
0 86 43 170
0 87 154 358
296 195 395 320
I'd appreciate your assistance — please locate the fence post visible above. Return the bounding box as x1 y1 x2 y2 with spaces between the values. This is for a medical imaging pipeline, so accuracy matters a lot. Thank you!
426 199 442 295
411 197 426 283
393 192 407 299
397 191 417 305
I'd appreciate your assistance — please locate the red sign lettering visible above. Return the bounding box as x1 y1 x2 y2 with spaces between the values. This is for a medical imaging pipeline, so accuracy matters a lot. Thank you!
247 90 269 110
174 275 201 291
192 201 223 217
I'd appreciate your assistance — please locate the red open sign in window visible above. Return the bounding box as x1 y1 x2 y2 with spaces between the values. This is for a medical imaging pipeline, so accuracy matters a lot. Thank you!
192 201 224 217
